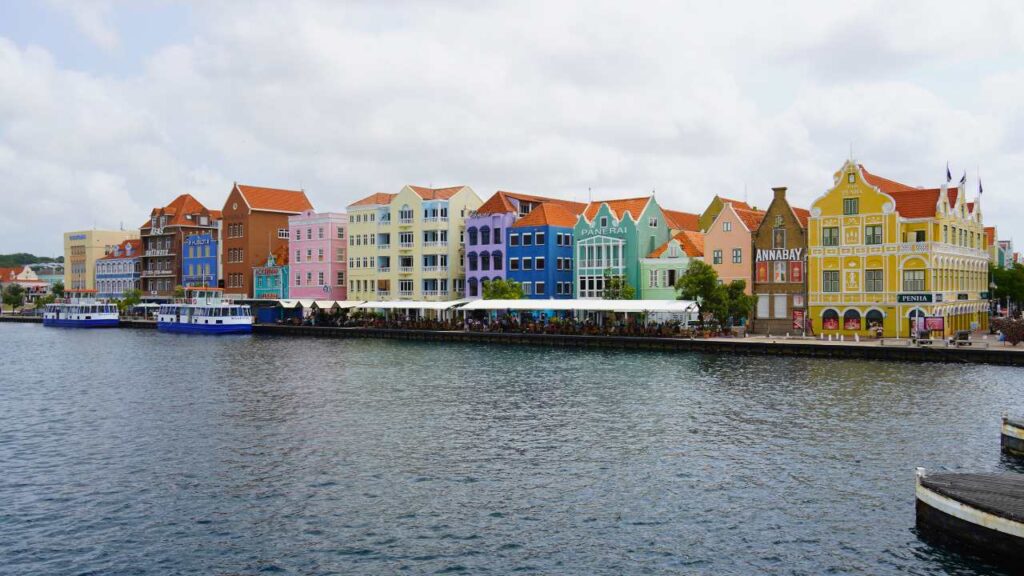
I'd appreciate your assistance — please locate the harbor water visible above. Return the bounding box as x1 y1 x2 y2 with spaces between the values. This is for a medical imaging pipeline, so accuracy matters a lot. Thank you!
1 323 1021 575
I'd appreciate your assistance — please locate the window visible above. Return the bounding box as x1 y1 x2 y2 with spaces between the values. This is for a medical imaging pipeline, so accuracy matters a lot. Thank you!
723 221 732 232
773 294 787 319
865 269 883 292
772 228 786 249
732 248 742 264
492 252 502 270
306 272 312 284
822 227 840 246
318 249 324 262
648 217 658 227
467 227 478 246
509 258 519 271
774 215 784 227
535 281 545 295
848 172 855 184
509 234 519 246
823 270 840 293
480 226 491 245
843 198 859 215
649 269 658 288
600 217 608 227
494 228 501 244
523 258 533 270
318 272 324 286
535 232 545 245
522 282 532 296
337 227 345 239
468 253 477 271
522 233 533 246
318 227 324 239
306 228 312 240
865 225 882 245
712 250 723 265
295 273 301 286
914 230 925 242
536 257 545 270
481 252 490 271
903 270 925 292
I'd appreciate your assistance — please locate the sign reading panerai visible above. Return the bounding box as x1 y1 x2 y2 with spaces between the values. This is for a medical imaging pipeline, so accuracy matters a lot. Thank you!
897 293 933 303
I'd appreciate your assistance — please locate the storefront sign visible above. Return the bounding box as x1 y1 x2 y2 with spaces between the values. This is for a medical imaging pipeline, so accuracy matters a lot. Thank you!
897 294 932 303
756 261 768 283
844 316 861 330
792 294 804 308
69 234 87 241
755 248 803 262
957 293 968 300
792 309 805 330
823 317 839 330
980 291 990 299
935 293 943 302
789 261 803 283
924 316 944 331
580 226 627 236
184 235 212 246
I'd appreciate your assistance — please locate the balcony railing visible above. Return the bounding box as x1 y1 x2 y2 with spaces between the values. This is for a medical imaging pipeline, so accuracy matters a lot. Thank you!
141 269 174 277
377 244 390 250
423 241 440 248
399 242 414 248
378 266 391 273
377 290 391 298
422 265 438 272
144 249 170 257
399 290 413 297
399 266 413 273
399 217 413 225
377 219 391 227
422 290 438 297
439 266 449 273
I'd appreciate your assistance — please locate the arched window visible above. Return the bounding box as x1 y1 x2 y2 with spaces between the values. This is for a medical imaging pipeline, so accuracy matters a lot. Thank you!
468 277 478 297
843 309 861 330
492 251 503 270
865 309 883 329
467 227 478 246
480 251 490 271
480 225 491 246
822 309 839 330
467 252 478 271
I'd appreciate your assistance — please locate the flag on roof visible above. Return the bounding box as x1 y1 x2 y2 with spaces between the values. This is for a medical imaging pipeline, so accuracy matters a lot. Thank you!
946 162 952 183
959 171 967 185
979 178 983 195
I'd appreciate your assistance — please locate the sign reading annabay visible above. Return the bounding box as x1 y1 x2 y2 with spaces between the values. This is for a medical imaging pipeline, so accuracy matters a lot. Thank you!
755 248 803 262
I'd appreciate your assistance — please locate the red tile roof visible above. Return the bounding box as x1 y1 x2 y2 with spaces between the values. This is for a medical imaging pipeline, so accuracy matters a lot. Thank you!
98 239 142 260
348 192 396 208
664 209 700 231
734 207 766 232
648 230 705 258
966 201 975 213
859 165 942 219
142 194 212 229
791 206 810 228
512 202 580 228
583 196 651 222
0 267 23 282
408 185 465 200
947 189 959 208
477 191 587 216
717 197 752 211
984 226 996 246
236 184 313 213
859 165 918 194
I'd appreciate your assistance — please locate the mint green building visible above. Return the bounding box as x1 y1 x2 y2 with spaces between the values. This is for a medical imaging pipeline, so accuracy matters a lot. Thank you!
639 230 705 299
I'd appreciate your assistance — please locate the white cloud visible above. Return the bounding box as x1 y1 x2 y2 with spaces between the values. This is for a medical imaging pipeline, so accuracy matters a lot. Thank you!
3 0 1024 254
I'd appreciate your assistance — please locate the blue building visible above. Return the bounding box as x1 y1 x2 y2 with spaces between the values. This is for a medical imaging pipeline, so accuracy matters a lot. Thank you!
506 203 577 298
253 250 289 300
182 231 219 288
95 239 142 299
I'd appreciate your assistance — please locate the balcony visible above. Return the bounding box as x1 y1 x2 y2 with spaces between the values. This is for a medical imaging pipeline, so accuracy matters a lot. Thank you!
378 266 391 273
377 219 391 227
377 290 390 298
399 242 414 249
377 244 390 250
422 265 438 273
423 241 439 248
422 290 438 297
141 269 174 277
144 249 171 257
399 217 413 225
399 290 413 298
439 266 449 273
399 266 413 273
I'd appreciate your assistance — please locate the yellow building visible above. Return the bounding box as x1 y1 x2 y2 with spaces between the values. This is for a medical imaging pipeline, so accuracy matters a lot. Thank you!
346 185 482 301
63 229 139 291
808 161 989 338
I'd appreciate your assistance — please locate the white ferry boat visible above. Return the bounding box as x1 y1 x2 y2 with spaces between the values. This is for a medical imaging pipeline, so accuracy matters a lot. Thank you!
42 290 119 328
157 288 253 334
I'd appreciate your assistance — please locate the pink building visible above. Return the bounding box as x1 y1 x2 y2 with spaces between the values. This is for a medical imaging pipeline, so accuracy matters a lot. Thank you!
288 210 348 299
703 202 765 294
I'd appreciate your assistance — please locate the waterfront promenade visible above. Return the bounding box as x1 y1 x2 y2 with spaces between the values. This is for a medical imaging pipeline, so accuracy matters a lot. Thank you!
4 316 1022 366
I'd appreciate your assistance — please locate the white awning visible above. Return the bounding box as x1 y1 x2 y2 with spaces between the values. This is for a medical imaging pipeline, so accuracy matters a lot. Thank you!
312 300 338 309
297 299 316 308
333 300 365 309
277 299 301 308
355 298 471 311
459 299 699 313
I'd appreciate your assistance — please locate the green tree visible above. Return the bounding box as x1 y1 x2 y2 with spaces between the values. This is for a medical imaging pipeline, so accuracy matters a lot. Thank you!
483 278 525 299
173 285 186 299
602 269 636 300
52 281 65 298
118 288 142 313
722 279 756 328
991 263 1024 312
675 260 725 329
34 293 56 308
2 283 26 312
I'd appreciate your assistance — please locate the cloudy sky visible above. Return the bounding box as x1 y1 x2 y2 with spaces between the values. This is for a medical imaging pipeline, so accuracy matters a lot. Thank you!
2 1 1023 255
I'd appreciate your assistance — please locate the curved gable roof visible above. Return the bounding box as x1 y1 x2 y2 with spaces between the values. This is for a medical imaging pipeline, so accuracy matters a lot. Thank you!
583 196 652 222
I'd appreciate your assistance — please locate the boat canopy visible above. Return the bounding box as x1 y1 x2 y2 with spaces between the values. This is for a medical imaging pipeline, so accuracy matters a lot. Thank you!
459 299 699 313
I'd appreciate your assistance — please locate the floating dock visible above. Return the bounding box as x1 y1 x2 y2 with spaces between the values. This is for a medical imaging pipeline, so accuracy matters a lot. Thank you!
915 468 1024 565
1002 416 1024 457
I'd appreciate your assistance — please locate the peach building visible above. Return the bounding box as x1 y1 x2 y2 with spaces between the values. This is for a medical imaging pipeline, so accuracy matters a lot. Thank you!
702 202 765 294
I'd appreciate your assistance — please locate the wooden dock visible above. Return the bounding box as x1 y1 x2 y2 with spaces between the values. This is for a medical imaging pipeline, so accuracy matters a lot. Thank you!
1002 417 1024 457
915 469 1024 565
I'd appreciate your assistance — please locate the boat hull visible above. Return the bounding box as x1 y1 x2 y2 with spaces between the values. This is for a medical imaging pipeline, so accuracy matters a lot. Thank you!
43 318 119 328
157 321 252 334
1002 418 1024 457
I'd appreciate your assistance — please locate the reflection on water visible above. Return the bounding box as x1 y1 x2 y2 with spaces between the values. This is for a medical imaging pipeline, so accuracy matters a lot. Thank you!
0 324 1020 575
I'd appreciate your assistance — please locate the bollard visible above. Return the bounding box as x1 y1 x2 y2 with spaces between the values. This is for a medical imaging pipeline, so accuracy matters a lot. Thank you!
855 334 860 343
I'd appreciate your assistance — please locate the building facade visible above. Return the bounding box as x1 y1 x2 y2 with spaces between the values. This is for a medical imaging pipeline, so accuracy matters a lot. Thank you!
63 229 138 291
640 230 704 299
808 161 990 338
346 185 482 301
573 196 673 299
464 191 586 299
698 195 753 232
703 202 765 294
750 187 810 334
140 194 220 300
95 239 142 299
504 203 579 299
221 183 314 298
288 210 348 300
182 229 220 288
253 249 289 300
0 266 50 302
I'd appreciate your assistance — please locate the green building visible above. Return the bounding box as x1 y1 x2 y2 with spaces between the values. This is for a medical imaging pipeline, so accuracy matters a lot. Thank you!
639 230 705 299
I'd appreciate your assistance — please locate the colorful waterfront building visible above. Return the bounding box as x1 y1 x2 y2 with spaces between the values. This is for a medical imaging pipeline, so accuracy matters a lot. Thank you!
221 183 313 298
63 229 139 291
573 196 674 298
703 202 765 294
346 185 482 301
0 266 51 302
30 263 64 287
808 160 990 338
464 191 585 299
95 239 142 299
698 195 753 232
750 187 810 334
505 203 582 299
288 210 348 300
140 194 220 300
182 214 222 288
253 247 289 300
640 230 704 299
